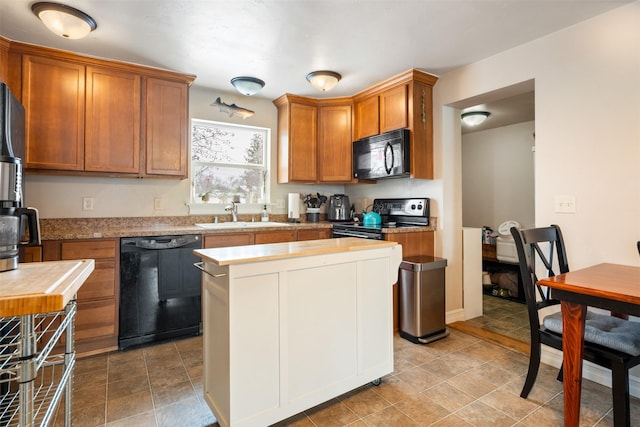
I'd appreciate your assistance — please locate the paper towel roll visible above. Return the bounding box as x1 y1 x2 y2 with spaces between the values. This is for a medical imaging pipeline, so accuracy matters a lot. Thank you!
288 193 300 219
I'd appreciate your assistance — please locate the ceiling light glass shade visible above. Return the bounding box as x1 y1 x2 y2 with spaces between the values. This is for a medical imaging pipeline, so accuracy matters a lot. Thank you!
230 77 265 96
306 71 341 92
31 2 97 39
461 111 490 126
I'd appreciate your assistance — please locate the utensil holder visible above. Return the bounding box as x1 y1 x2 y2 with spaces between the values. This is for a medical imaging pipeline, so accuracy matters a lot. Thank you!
306 208 320 222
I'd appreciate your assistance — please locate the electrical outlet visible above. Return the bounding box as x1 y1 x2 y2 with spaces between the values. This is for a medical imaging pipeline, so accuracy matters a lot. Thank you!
154 197 163 211
82 197 94 211
554 195 576 213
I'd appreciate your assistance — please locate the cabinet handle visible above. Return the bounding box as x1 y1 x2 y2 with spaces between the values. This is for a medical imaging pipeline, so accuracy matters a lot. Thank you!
193 262 227 277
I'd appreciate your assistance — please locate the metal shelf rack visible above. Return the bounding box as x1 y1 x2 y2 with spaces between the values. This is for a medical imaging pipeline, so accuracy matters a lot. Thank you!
0 300 76 427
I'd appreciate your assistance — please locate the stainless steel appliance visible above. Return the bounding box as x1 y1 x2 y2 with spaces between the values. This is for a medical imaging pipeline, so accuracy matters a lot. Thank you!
119 234 202 349
353 129 410 180
327 194 351 222
398 256 449 344
332 197 429 239
1 82 39 272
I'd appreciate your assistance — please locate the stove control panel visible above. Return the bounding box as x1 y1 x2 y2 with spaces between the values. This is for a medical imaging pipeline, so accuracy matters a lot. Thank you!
372 198 430 217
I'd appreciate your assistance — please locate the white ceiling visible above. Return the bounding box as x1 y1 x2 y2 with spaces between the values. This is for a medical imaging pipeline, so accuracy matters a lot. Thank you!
0 0 632 130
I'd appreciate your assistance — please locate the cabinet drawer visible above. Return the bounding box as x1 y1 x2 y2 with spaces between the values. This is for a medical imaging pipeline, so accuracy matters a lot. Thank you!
204 233 254 248
77 260 116 300
75 298 117 342
255 231 296 244
297 229 332 241
60 239 116 260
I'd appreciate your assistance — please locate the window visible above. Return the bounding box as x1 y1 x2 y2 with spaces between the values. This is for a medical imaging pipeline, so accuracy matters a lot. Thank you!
191 119 270 205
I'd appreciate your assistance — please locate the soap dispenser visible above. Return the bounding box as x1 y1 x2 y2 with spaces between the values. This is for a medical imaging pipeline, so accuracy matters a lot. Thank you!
261 205 269 222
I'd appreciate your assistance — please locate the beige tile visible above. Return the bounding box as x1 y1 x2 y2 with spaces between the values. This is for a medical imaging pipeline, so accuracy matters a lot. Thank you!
106 389 154 423
394 366 445 393
105 410 158 427
154 396 217 427
393 393 451 425
75 353 108 374
339 385 391 417
370 376 416 404
107 358 147 383
480 387 541 420
420 382 476 412
107 373 150 401
455 400 517 427
147 364 190 388
446 368 500 399
271 412 316 426
151 379 197 407
361 405 418 426
305 398 360 426
429 413 474 426
74 381 107 410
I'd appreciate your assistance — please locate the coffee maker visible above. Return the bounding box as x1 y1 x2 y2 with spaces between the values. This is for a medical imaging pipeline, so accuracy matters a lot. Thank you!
0 156 39 272
1 82 39 272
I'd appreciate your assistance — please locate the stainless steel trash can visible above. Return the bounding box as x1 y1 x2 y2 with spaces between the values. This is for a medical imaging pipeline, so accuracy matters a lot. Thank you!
399 255 449 344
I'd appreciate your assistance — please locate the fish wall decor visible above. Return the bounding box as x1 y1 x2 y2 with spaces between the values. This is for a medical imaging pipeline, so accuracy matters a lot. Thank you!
211 97 254 119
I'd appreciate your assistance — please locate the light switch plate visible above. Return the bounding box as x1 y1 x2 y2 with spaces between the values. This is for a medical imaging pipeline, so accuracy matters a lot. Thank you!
154 197 163 211
554 195 576 213
82 197 94 211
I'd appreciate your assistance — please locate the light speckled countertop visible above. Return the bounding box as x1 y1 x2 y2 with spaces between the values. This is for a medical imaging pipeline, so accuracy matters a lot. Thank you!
39 215 436 240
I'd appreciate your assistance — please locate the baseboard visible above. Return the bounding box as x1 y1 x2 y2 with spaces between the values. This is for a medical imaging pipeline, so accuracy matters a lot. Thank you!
446 308 465 324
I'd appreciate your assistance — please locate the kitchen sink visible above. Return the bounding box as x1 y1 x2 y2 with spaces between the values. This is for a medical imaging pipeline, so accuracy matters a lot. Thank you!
195 221 292 229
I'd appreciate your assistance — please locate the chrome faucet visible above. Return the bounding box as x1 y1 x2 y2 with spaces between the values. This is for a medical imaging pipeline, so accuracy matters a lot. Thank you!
224 201 238 222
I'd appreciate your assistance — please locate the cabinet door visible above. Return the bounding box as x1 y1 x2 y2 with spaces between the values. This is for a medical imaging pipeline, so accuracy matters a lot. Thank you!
288 102 318 182
380 85 408 133
318 104 353 182
145 77 189 177
354 95 379 140
255 231 296 244
22 55 85 171
85 66 141 173
204 233 255 248
297 229 332 241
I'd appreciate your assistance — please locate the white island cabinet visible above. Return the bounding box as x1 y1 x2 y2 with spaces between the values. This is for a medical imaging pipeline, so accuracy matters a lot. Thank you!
194 237 402 427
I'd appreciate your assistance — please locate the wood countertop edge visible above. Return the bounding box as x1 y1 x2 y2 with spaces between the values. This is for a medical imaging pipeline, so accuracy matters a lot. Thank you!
0 259 95 317
194 238 398 266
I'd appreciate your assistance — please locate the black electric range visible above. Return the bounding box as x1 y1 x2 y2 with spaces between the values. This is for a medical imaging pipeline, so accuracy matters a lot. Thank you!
332 198 430 240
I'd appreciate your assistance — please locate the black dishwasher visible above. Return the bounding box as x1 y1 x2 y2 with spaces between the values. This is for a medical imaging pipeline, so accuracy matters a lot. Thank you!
119 234 202 350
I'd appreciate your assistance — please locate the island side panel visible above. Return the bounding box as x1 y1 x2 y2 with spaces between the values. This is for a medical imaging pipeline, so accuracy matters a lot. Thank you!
285 263 358 401
357 255 395 375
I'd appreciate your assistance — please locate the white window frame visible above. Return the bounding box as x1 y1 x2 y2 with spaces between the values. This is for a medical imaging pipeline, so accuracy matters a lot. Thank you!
188 119 270 214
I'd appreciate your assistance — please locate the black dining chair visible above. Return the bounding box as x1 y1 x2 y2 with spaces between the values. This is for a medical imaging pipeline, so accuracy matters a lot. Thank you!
637 240 639 255
511 225 640 427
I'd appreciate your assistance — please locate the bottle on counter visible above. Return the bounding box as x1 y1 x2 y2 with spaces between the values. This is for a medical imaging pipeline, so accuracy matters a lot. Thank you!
261 205 269 222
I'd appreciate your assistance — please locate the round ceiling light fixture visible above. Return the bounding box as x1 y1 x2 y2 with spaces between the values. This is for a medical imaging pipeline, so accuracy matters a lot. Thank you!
230 77 265 96
306 70 341 92
31 2 97 39
461 111 490 126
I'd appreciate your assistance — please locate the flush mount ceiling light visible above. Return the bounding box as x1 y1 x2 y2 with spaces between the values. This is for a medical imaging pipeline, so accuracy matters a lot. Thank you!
31 2 97 39
306 70 341 92
230 77 265 96
461 111 490 126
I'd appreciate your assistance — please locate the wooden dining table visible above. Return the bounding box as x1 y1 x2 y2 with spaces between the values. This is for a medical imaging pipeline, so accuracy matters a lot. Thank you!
538 263 640 427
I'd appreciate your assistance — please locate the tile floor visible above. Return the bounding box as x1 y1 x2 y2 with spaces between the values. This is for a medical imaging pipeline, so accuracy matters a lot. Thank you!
53 323 639 427
466 295 531 344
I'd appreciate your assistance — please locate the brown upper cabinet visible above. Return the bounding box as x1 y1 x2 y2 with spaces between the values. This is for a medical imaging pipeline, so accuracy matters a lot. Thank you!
5 39 195 179
273 94 354 184
353 69 438 180
275 69 437 183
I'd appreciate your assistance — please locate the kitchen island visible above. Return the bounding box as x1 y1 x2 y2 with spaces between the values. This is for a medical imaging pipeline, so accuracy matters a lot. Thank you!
0 259 94 426
194 238 402 427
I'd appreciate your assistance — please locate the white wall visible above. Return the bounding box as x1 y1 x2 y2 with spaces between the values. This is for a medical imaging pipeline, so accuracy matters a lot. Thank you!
461 121 535 230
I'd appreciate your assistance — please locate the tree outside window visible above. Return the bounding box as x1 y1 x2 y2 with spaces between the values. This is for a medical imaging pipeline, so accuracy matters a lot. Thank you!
191 119 269 204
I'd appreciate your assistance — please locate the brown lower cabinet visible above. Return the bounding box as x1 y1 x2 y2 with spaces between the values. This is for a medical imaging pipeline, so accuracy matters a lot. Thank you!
203 228 331 249
42 238 119 356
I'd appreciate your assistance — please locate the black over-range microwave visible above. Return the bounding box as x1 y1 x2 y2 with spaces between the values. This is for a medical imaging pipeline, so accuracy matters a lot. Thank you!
353 129 410 180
